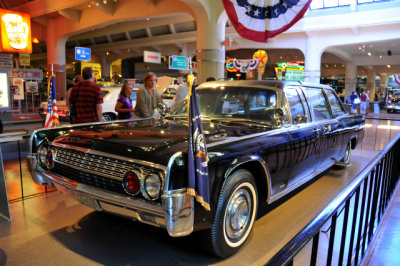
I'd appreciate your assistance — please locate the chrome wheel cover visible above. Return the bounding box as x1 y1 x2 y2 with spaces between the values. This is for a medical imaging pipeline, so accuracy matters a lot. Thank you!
224 187 252 241
343 142 351 163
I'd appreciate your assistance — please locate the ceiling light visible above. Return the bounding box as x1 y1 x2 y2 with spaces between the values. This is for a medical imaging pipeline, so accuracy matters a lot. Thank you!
106 51 110 55
146 18 150 21
368 52 372 56
88 2 92 7
103 0 107 3
95 1 99 6
32 37 39 43
387 65 391 68
380 55 383 58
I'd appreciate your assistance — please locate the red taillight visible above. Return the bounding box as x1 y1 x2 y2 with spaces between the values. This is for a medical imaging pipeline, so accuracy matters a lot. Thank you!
122 171 141 195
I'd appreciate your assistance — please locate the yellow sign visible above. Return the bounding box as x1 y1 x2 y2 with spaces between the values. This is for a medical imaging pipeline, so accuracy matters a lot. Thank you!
81 62 102 80
0 8 32 53
19 52 30 66
253 50 268 68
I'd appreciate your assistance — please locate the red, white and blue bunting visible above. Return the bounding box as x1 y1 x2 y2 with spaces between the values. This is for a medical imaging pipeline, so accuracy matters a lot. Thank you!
222 0 312 42
394 74 400 85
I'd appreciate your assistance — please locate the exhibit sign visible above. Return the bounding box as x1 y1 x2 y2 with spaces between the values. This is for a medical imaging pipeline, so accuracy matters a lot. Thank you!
0 71 10 109
19 52 30 66
9 68 43 80
0 8 32 53
144 51 161 64
25 80 38 93
0 53 13 68
12 77 24 100
75 47 91 61
169 55 189 70
275 61 305 81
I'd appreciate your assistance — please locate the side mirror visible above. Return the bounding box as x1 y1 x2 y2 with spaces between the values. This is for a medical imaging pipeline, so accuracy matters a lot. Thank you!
293 114 307 124
274 108 287 128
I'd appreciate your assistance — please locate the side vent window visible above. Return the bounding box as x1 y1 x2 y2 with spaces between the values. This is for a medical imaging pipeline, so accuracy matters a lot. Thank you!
324 89 346 117
284 87 307 124
305 87 332 121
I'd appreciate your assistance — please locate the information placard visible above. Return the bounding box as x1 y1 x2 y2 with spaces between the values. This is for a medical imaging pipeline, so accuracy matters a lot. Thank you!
169 55 188 70
75 47 91 61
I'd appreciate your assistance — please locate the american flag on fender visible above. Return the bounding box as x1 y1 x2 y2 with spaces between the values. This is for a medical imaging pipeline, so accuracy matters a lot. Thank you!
186 73 210 211
44 75 59 128
223 0 312 42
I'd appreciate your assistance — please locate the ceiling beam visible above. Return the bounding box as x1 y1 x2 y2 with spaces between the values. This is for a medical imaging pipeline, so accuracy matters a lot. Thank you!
86 31 197 52
11 0 88 18
95 1 118 15
169 24 176 34
142 0 159 6
58 8 81 23
68 14 193 41
145 28 152 37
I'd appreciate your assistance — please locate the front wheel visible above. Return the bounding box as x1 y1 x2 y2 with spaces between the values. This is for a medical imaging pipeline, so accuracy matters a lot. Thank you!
208 169 258 258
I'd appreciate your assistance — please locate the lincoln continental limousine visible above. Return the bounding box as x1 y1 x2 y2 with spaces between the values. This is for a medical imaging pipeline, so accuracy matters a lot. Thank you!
27 80 365 257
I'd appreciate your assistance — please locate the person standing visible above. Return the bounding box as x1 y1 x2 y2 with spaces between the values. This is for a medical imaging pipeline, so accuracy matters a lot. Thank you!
360 91 368 114
69 67 103 124
134 72 163 118
115 83 134 120
350 91 358 114
171 74 197 109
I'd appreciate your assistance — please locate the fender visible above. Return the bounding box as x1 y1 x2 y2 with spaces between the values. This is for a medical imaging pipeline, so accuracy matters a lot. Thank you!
224 154 272 203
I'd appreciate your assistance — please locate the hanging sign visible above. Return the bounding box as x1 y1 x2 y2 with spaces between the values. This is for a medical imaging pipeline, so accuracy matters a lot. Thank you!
233 59 260 73
169 55 189 70
144 51 161 64
0 8 32 53
75 47 91 61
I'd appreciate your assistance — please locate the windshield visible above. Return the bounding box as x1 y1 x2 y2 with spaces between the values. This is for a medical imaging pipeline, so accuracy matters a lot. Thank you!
170 86 277 123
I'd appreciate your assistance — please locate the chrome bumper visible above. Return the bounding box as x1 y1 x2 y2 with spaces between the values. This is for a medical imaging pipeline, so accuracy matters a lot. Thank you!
27 153 194 237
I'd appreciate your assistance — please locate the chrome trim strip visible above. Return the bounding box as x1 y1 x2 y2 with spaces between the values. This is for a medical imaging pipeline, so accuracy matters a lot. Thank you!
269 161 334 204
164 152 183 192
52 142 167 172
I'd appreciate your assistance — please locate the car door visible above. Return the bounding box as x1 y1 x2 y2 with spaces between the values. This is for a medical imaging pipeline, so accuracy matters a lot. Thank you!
283 86 322 186
303 86 340 171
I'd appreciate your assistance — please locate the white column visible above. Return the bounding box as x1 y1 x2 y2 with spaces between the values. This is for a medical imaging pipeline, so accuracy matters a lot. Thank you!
344 62 357 99
366 69 376 101
181 0 227 83
304 38 322 84
46 18 67 100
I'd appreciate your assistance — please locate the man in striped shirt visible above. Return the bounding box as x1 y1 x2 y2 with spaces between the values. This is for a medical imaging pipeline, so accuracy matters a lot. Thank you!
69 67 103 124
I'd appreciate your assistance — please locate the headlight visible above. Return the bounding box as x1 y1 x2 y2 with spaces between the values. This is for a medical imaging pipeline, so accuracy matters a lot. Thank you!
37 145 48 166
37 145 56 169
141 174 161 200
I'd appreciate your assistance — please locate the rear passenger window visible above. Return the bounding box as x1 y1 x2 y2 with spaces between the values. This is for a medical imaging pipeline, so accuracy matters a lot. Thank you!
324 89 346 116
305 88 331 121
284 87 306 124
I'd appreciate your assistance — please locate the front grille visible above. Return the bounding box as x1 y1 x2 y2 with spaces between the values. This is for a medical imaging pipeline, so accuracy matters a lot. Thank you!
52 146 165 196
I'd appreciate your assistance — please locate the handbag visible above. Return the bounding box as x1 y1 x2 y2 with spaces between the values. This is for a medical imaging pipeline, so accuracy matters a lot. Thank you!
354 97 360 104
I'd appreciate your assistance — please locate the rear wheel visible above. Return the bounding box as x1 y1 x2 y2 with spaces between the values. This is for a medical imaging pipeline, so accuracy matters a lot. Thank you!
208 169 258 258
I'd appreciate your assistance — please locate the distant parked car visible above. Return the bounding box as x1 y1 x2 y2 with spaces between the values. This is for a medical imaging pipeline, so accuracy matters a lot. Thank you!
39 87 138 122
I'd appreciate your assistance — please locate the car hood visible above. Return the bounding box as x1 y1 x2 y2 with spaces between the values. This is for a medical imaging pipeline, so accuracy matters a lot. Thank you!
52 118 274 166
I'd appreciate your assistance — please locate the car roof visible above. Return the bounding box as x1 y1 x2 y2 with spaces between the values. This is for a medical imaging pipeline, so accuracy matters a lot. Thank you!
198 80 330 90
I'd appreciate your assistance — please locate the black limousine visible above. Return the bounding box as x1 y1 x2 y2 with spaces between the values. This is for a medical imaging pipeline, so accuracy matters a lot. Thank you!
27 80 365 257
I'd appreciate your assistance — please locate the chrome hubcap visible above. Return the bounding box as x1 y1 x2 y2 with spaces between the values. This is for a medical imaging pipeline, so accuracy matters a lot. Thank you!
225 188 252 240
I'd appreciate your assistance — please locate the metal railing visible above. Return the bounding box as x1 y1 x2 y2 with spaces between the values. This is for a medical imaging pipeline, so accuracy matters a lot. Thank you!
267 134 400 265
